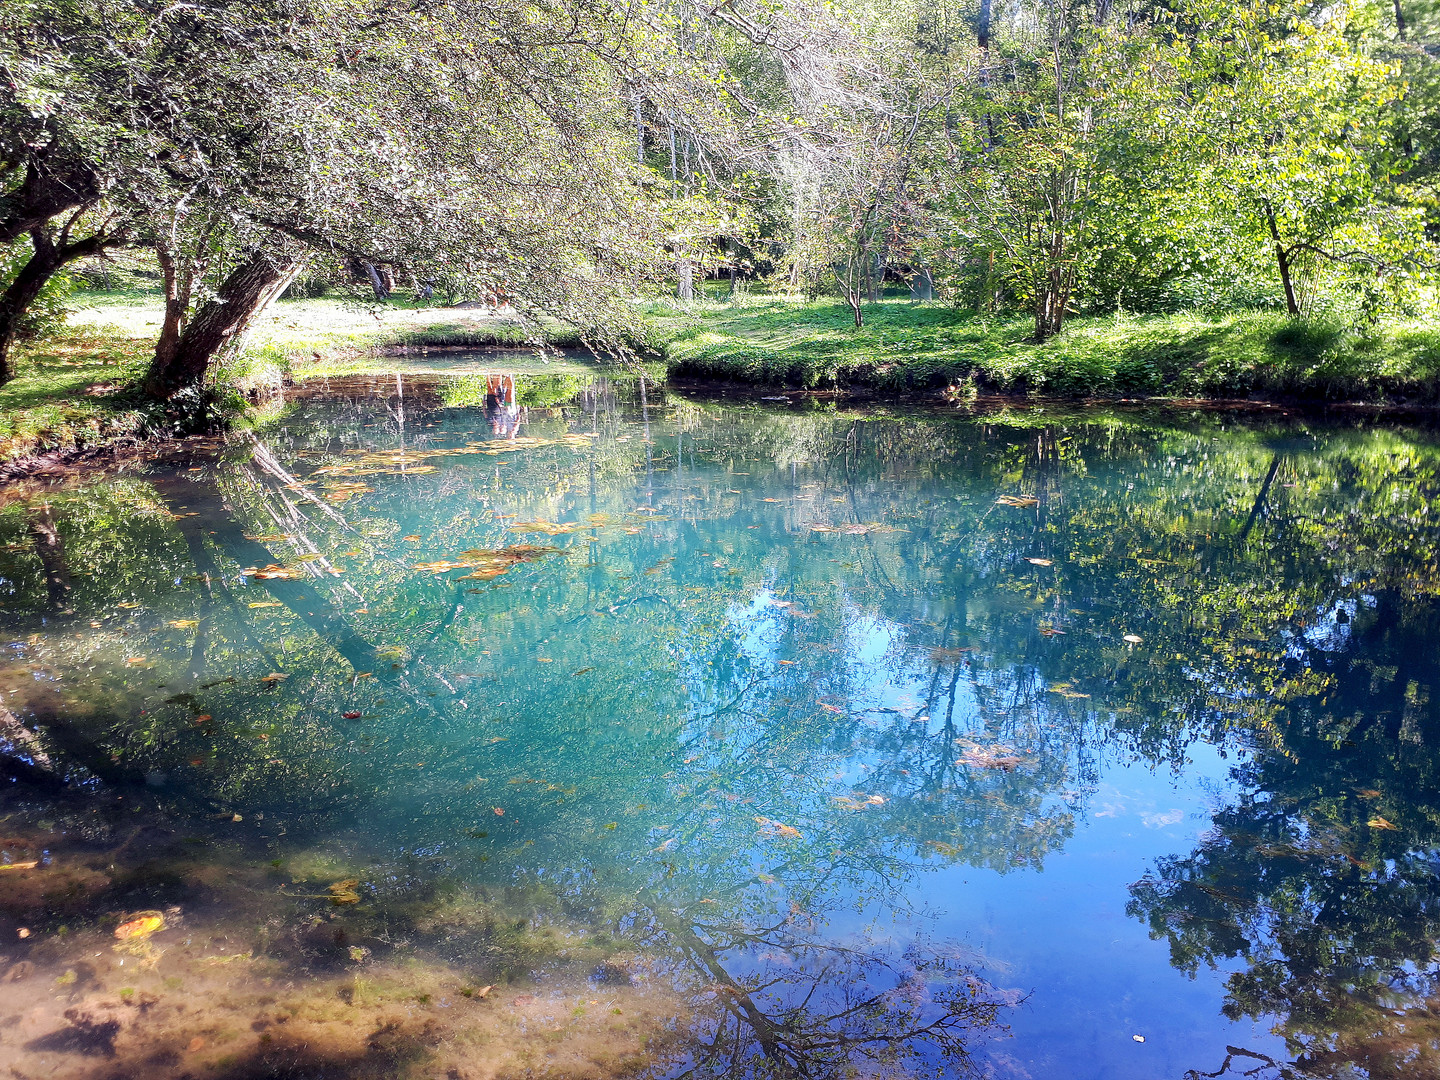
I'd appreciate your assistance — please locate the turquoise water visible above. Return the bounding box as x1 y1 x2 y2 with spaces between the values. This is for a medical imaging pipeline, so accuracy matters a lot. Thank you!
0 372 1437 1078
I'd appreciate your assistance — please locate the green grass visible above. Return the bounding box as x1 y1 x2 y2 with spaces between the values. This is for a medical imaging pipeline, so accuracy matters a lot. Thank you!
67 288 585 387
657 296 1440 402
0 289 603 463
0 327 161 463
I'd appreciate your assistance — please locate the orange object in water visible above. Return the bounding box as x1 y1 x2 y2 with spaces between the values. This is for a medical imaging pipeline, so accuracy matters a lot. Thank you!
114 911 165 939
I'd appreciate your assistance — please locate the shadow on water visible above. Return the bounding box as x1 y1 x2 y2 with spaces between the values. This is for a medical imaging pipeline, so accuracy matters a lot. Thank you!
0 372 1438 1076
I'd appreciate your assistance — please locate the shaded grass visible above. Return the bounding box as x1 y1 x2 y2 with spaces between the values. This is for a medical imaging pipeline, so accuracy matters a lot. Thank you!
0 327 162 463
658 298 1440 402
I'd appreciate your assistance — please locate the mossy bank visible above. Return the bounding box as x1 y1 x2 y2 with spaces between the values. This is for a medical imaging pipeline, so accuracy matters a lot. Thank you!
658 297 1440 405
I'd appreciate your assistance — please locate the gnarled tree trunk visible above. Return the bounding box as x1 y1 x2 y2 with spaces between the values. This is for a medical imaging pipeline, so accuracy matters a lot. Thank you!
0 224 124 383
144 246 303 401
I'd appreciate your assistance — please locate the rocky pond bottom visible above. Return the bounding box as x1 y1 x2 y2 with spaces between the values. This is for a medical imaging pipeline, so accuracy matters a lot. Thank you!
0 370 1436 1080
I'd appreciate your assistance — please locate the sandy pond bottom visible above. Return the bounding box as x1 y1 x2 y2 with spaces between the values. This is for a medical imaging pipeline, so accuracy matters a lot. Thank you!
0 372 1439 1079
0 815 686 1080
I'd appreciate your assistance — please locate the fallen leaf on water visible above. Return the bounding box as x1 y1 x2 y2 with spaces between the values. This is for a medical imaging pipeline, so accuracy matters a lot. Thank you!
493 806 505 815
1025 558 1053 567
327 879 361 905
818 703 843 714
1368 816 1399 830
958 746 1028 771
1040 627 1067 637
168 620 199 630
115 912 165 940
1356 788 1382 798
927 840 960 857
342 711 361 719
403 535 421 541
996 495 1039 508
509 520 582 535
248 602 283 608
188 1037 206 1053
245 564 304 580
652 838 677 853
260 673 288 684
126 657 146 665
0 861 38 872
754 816 802 839
755 873 776 884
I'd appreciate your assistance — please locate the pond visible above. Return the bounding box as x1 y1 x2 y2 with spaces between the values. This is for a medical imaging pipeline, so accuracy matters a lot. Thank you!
0 369 1436 1080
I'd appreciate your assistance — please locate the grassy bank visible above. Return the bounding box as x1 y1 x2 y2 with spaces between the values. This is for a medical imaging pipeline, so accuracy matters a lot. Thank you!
69 288 583 382
658 297 1440 402
0 290 591 465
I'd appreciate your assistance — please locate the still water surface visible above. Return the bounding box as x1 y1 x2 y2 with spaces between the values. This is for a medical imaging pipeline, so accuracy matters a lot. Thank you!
0 371 1436 1079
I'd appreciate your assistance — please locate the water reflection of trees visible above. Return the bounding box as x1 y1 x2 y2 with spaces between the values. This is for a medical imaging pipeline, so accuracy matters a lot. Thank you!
638 890 1013 1079
3 386 1440 1075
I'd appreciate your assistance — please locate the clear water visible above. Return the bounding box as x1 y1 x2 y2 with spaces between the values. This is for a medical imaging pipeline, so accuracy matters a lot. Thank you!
0 371 1437 1079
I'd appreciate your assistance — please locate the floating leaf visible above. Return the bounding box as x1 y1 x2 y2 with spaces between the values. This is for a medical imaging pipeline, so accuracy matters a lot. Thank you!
342 711 361 719
168 619 199 630
754 816 802 839
327 879 361 905
958 745 1028 771
996 495 1039 508
114 911 165 940
1368 816 1399 830
1025 557 1053 567
259 673 288 684
0 861 38 872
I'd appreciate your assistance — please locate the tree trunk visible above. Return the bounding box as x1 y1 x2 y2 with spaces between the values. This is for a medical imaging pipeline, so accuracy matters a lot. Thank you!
677 257 694 301
0 226 121 383
360 259 390 301
1262 202 1301 317
144 246 303 401
153 241 201 383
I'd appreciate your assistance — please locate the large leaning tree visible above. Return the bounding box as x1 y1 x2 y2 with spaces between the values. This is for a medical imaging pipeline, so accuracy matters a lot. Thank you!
1 0 721 400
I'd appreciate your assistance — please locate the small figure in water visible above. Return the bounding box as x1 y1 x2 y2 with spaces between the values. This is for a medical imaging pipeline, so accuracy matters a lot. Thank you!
485 374 523 440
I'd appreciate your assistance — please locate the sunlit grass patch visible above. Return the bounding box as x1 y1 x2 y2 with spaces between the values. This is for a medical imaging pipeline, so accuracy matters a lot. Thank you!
659 296 1440 402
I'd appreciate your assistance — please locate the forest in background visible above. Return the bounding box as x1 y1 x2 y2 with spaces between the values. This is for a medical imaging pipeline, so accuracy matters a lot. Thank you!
4 0 1440 407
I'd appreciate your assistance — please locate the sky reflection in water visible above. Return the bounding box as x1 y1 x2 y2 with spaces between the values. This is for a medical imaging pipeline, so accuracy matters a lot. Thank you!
0 372 1436 1080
